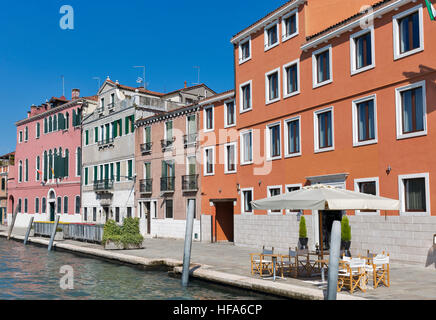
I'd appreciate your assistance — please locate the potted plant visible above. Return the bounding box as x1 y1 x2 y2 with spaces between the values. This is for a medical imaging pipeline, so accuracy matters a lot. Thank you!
103 218 144 250
341 216 352 255
298 215 308 249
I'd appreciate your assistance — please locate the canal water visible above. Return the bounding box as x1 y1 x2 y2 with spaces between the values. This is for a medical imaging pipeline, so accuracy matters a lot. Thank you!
0 239 277 300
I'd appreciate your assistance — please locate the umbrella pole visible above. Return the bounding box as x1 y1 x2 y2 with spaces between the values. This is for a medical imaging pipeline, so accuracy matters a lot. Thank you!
319 212 324 259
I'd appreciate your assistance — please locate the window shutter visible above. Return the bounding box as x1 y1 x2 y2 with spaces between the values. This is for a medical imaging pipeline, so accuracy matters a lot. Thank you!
43 151 48 181
94 127 98 143
118 119 122 137
162 161 166 177
64 150 69 178
145 127 151 143
130 115 135 133
85 167 88 185
72 109 77 127
85 130 89 145
125 117 129 135
112 121 117 138
77 147 81 176
44 118 48 134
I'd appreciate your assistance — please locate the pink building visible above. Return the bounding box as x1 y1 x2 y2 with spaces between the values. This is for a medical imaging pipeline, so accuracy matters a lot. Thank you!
8 90 97 227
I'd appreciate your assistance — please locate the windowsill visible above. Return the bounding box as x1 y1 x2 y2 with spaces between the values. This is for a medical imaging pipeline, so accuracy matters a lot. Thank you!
239 57 252 65
351 64 375 76
355 210 379 216
314 146 334 154
266 98 281 105
282 32 298 43
203 128 214 133
264 42 279 52
394 47 424 61
397 130 427 140
353 139 378 147
283 90 300 100
224 170 237 175
267 155 282 161
284 152 301 159
240 161 253 166
203 172 215 177
268 211 283 215
239 108 252 114
224 123 236 129
241 211 254 215
313 79 333 89
399 211 429 216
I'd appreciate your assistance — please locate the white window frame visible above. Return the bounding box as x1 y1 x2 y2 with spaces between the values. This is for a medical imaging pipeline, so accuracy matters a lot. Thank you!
398 173 430 216
203 146 215 176
265 68 281 105
203 105 214 132
393 4 424 61
239 80 253 113
314 106 335 153
312 44 333 88
164 199 174 220
264 19 280 51
241 187 254 215
354 177 380 216
395 80 427 140
224 142 237 174
285 183 302 215
284 116 302 158
352 94 378 147
283 59 300 99
350 26 375 75
18 131 23 143
266 122 282 161
281 9 299 42
267 185 282 215
224 99 236 128
240 130 253 165
239 36 252 65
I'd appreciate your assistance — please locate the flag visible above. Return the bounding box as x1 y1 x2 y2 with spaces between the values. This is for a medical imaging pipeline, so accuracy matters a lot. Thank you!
425 0 436 20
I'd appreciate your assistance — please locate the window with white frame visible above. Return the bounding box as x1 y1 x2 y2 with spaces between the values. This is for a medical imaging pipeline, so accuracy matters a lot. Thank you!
240 81 252 113
285 116 301 157
267 186 282 214
266 123 281 160
352 95 377 146
350 27 375 74
283 59 299 98
265 20 279 50
398 173 430 215
240 130 253 164
286 184 302 214
239 37 251 64
224 142 236 174
395 81 426 140
204 147 215 176
312 45 332 88
354 178 379 214
282 9 298 42
165 199 174 219
265 68 280 104
19 131 23 143
314 107 334 152
224 100 236 127
241 188 253 214
203 105 214 132
393 4 424 60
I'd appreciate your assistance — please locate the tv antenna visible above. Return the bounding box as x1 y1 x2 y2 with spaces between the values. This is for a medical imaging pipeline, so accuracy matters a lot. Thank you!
61 75 65 97
193 66 200 85
133 66 146 89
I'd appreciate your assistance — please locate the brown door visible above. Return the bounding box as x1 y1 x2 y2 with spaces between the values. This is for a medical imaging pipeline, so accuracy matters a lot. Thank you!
215 202 234 242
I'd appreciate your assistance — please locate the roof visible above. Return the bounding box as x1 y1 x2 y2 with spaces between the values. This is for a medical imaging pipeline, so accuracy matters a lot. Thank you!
0 152 15 159
163 83 216 96
105 79 165 97
198 89 235 105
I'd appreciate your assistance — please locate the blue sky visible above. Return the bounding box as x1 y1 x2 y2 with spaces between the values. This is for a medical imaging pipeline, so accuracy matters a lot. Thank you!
0 0 287 155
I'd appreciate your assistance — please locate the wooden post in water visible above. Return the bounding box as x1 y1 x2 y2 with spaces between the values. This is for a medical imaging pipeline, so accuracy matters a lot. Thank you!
326 220 341 300
7 205 19 240
182 199 195 287
23 217 34 245
48 215 60 252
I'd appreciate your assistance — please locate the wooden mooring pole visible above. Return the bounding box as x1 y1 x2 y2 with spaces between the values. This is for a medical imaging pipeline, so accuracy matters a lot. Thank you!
23 217 34 245
182 199 195 287
48 215 60 252
7 205 19 240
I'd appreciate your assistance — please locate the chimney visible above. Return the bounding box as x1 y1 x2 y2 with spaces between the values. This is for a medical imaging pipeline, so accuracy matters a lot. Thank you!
184 81 187 88
72 88 80 100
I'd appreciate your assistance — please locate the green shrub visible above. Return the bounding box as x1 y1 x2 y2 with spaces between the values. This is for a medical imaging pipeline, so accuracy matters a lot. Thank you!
299 216 307 238
103 218 144 247
341 216 351 242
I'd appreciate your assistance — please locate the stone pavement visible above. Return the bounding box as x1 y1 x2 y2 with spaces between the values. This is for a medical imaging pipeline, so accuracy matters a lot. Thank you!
1 225 436 300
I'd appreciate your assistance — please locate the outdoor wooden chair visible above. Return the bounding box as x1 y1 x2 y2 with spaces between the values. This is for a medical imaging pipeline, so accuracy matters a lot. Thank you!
250 246 274 277
278 247 298 278
337 257 367 294
372 252 390 289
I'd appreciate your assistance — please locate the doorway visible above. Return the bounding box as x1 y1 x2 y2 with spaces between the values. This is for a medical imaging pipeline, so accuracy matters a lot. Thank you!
49 202 55 222
103 206 109 223
144 202 151 235
214 202 234 242
319 210 343 251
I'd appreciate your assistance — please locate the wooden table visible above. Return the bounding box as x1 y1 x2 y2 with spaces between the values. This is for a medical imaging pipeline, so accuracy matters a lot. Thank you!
261 254 282 281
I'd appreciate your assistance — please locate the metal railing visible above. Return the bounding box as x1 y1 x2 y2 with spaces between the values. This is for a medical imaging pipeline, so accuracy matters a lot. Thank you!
140 142 152 154
161 138 175 150
184 134 197 148
63 223 104 243
97 107 104 114
182 174 198 191
98 137 115 148
140 179 152 193
94 179 114 191
34 222 66 237
160 176 175 192
107 102 115 111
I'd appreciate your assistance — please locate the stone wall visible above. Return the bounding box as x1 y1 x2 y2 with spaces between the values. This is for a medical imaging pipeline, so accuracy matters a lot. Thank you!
200 214 213 243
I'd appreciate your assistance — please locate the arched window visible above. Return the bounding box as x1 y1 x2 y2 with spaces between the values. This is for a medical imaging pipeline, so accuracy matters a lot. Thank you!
49 116 53 132
53 114 57 131
36 122 40 139
44 118 48 134
18 161 23 182
65 149 69 177
63 196 68 214
36 156 40 181
42 197 46 214
25 126 28 141
35 198 39 214
25 158 28 182
65 112 70 130
76 147 81 176
57 196 62 214
49 150 53 179
75 196 80 214
43 151 48 181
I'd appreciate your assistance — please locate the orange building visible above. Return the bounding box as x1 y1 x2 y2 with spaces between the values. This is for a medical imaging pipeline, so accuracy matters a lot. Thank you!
201 0 436 264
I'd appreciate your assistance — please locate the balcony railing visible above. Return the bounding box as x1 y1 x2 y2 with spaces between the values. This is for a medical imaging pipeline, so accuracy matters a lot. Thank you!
94 179 114 192
98 137 115 148
161 138 175 150
140 142 152 154
183 133 197 148
107 102 115 111
160 177 175 192
140 179 152 194
182 175 198 191
97 107 104 114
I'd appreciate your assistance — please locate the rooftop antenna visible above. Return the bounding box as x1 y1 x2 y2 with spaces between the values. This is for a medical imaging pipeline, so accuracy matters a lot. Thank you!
193 66 200 85
133 66 146 89
92 77 101 90
61 75 65 97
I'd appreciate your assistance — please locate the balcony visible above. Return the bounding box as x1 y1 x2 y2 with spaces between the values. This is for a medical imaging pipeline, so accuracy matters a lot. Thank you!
140 142 152 154
139 179 152 194
97 107 104 115
98 137 115 149
183 133 197 148
161 138 175 151
160 177 175 193
94 179 114 193
182 175 198 192
107 102 115 112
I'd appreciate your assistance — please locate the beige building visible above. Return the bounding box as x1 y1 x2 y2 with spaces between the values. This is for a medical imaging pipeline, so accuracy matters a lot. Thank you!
0 152 14 225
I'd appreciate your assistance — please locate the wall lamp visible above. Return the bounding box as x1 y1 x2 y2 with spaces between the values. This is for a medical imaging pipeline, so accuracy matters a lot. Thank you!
386 165 392 175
